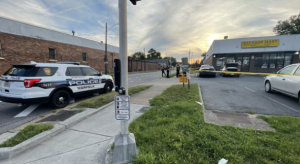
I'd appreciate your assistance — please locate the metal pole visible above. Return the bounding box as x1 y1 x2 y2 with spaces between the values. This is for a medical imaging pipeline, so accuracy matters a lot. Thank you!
119 0 128 135
105 23 108 74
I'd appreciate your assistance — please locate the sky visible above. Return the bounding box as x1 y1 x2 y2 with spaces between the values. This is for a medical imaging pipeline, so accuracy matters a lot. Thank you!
0 0 299 62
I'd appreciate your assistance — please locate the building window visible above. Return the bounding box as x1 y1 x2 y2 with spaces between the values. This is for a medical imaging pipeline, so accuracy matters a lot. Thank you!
254 54 263 68
284 53 292 67
276 53 284 69
269 53 276 68
0 42 3 58
82 52 87 61
261 54 269 68
49 48 56 60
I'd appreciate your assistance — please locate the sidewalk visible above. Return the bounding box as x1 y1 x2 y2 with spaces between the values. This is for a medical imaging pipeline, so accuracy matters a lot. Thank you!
0 77 179 164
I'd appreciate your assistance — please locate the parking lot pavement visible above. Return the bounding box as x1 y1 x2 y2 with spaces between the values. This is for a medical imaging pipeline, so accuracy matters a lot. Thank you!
191 75 300 117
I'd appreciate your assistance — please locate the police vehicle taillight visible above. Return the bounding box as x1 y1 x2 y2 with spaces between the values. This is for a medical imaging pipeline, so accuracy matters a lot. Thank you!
24 79 41 88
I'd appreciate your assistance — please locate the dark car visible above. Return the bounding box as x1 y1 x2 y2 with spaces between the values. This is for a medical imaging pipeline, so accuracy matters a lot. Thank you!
220 63 241 77
199 65 216 77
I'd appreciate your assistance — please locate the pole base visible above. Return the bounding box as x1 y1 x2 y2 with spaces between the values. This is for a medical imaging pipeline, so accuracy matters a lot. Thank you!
112 133 137 164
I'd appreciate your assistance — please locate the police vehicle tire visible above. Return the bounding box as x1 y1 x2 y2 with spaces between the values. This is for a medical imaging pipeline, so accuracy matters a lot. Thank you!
104 82 113 93
50 90 71 108
265 81 272 93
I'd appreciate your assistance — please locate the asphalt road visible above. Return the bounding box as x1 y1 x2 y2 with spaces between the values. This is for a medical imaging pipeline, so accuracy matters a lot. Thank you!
191 74 300 117
0 71 163 135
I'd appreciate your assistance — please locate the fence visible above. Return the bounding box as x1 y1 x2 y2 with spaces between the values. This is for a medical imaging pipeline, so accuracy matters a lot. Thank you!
128 58 160 72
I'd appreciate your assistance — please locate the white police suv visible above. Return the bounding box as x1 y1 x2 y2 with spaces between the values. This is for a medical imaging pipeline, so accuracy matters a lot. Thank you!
0 61 114 108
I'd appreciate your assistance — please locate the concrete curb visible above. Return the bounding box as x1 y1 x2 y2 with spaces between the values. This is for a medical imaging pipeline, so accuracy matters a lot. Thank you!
0 101 115 160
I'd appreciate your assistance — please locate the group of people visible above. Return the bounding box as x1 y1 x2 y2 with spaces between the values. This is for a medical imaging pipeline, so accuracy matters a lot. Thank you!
161 64 181 78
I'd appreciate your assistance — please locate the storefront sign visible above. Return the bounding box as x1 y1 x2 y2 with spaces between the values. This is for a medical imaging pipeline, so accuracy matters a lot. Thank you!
242 39 279 48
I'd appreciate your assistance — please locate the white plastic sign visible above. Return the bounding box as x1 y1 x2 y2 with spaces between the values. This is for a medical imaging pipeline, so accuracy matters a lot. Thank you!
186 72 190 80
115 95 130 120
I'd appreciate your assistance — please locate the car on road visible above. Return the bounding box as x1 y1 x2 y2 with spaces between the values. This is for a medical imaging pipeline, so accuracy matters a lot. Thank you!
0 61 114 108
220 62 241 77
199 65 216 77
264 63 300 105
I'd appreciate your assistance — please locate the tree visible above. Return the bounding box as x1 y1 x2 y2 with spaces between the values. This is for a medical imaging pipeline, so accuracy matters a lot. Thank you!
146 48 162 59
131 52 146 60
201 52 207 57
273 13 300 35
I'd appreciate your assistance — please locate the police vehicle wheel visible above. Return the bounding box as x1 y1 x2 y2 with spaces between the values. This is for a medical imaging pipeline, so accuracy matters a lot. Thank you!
50 90 71 108
104 82 113 93
265 81 272 93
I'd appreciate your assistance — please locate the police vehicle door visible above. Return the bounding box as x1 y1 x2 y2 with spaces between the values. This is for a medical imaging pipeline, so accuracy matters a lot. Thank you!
65 67 93 93
80 67 103 92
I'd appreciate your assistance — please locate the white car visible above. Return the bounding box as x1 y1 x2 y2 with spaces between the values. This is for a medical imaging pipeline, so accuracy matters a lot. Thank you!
0 61 114 108
264 63 300 105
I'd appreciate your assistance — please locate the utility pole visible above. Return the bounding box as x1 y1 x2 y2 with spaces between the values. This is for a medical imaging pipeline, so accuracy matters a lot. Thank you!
105 23 108 74
189 49 190 65
113 0 137 163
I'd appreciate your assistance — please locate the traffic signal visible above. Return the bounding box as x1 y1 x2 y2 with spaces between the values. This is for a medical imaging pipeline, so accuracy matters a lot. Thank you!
130 0 141 5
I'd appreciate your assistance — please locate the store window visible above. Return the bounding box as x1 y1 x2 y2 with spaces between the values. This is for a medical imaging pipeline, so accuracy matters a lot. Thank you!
284 53 292 67
269 54 276 68
261 54 269 68
276 53 284 69
254 54 263 68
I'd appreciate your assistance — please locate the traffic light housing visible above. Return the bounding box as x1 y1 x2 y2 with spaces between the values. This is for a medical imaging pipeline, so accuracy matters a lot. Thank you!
114 59 121 92
130 0 141 5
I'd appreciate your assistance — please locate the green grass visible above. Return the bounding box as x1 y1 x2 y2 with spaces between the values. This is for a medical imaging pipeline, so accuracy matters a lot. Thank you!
162 73 177 78
0 124 54 147
129 84 300 164
77 85 153 109
76 109 85 113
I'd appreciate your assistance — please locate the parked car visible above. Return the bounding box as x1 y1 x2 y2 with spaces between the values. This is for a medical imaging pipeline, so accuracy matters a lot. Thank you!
0 61 114 108
264 63 300 105
220 63 241 77
199 65 216 77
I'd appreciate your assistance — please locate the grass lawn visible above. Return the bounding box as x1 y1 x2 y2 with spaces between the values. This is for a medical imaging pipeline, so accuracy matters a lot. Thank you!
77 85 153 109
163 73 177 78
129 84 300 164
0 124 53 147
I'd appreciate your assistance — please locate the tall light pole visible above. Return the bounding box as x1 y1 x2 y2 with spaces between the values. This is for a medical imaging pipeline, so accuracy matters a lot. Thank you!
105 23 119 74
112 0 139 163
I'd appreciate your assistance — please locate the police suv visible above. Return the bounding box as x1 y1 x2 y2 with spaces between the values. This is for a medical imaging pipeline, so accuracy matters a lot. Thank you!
0 61 114 108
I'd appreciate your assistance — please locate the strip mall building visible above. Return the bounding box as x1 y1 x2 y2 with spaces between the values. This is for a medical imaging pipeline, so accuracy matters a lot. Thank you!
205 34 300 73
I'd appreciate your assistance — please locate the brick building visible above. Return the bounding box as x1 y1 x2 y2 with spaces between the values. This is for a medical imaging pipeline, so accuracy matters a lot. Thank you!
0 16 119 75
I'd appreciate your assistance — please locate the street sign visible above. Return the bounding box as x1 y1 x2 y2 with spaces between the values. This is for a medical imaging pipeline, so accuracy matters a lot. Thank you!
115 95 130 120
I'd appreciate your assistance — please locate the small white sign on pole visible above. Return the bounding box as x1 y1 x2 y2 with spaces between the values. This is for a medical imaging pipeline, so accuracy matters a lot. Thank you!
115 95 130 120
186 72 190 80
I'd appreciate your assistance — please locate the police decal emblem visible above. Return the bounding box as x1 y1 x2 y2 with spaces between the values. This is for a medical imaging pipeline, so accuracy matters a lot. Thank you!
43 68 51 75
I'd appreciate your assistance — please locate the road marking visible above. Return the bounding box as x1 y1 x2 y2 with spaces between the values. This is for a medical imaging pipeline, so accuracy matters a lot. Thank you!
14 104 41 117
245 87 256 93
245 87 300 114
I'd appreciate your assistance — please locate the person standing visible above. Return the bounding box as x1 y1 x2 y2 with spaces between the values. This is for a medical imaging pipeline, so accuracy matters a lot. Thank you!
166 66 170 78
176 64 180 78
162 66 166 77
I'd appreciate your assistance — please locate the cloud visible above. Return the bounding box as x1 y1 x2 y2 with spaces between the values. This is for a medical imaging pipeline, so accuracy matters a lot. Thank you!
0 0 299 61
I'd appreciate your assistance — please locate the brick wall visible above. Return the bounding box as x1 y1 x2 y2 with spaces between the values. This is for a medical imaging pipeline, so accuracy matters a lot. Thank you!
0 32 119 75
128 58 159 72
